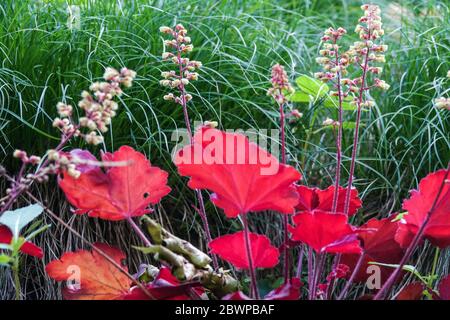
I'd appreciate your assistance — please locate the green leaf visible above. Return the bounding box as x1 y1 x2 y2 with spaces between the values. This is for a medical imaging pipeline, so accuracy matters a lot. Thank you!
295 75 329 98
0 204 44 238
0 254 12 266
323 96 357 111
287 91 311 103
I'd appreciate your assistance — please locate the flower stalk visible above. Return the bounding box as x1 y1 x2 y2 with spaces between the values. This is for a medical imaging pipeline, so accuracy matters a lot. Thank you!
242 214 260 299
268 63 294 284
160 24 218 270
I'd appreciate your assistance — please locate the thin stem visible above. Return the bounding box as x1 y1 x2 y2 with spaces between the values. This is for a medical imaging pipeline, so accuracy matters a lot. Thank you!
331 41 343 213
279 102 290 283
337 252 365 300
295 245 304 279
373 164 450 300
242 214 260 300
174 32 218 270
429 247 440 287
127 217 152 247
310 253 324 300
343 42 371 215
12 259 21 300
307 247 313 299
0 129 77 216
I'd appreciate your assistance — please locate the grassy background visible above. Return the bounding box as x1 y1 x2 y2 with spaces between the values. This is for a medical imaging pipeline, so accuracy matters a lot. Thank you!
0 0 449 299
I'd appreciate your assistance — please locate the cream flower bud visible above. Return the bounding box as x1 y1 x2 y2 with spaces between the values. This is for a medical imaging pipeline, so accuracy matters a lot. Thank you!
163 93 174 100
435 97 450 110
159 26 173 34
159 79 171 87
13 149 27 159
322 118 339 126
161 52 172 60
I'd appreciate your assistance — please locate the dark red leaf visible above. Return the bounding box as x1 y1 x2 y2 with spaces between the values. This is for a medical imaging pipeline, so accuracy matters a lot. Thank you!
396 282 425 300
289 211 361 254
396 169 450 248
59 146 171 221
264 278 302 300
341 217 405 283
175 127 301 218
209 231 280 269
438 275 450 300
295 185 362 216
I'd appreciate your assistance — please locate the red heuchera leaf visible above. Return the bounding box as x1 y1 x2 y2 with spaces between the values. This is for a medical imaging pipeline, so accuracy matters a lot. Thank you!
0 225 43 258
396 282 425 300
59 146 171 221
295 185 362 216
222 278 302 300
264 278 302 300
341 217 405 283
46 245 200 300
438 275 450 300
209 231 280 269
46 243 132 300
175 127 301 218
395 169 450 248
289 211 362 254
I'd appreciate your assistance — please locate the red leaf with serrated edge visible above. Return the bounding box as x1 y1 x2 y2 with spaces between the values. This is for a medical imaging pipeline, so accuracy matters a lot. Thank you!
175 127 301 218
0 225 43 258
46 246 202 300
396 282 425 300
295 185 362 216
209 231 280 269
395 169 450 248
289 211 362 254
438 275 450 300
46 243 132 300
341 217 405 284
59 146 171 221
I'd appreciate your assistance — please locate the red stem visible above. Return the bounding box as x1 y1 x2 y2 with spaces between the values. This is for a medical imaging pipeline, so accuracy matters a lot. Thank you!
242 214 260 299
279 102 291 283
295 245 304 278
127 217 152 247
174 32 218 270
343 42 371 215
373 164 450 300
331 41 343 213
0 129 77 215
307 247 313 299
337 252 365 300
